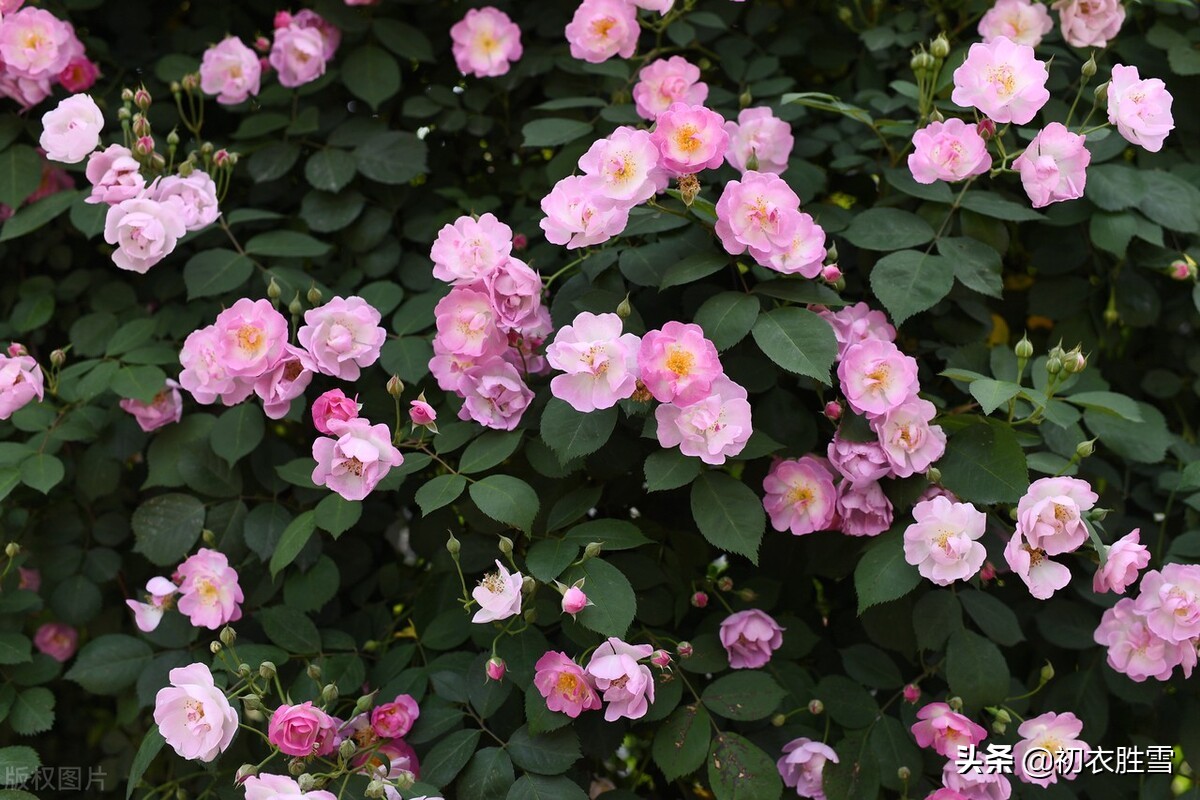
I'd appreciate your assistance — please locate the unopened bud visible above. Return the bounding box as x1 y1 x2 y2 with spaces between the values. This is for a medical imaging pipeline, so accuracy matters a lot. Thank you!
1082 54 1097 78
1103 306 1120 325
134 87 152 110
948 696 963 711
1063 350 1086 374
307 664 322 681
976 118 996 140
181 72 200 92
512 233 528 251
354 690 378 715
897 766 911 782
1094 81 1109 101
393 771 416 791
259 661 276 680
1040 662 1055 683
201 529 216 546
446 532 461 558
1075 439 1095 459
824 401 842 422
771 713 787 727
821 264 842 284
498 535 514 556
213 149 232 167
616 294 632 319
903 684 921 704
930 33 950 59
339 738 357 760
716 576 733 592
364 780 387 799
267 277 282 300
235 764 257 785
166 129 180 147
650 649 672 668
4 543 18 558
926 467 941 484
979 561 996 582
808 699 824 715
523 608 538 624
120 87 135 103
521 575 536 594
386 375 404 398
929 108 945 123
169 81 182 95
676 641 693 659
691 591 709 608
134 136 154 156
1015 335 1033 359
826 243 838 262
837 6 854 23
200 141 214 156
307 285 322 305
1045 355 1062 375
177 159 195 178
237 663 251 677
583 541 603 561
210 641 222 654
677 174 701 207
297 774 316 792
994 708 1012 724
910 51 927 74
49 349 66 368
738 90 752 108
131 113 150 137
287 758 306 776
288 292 303 317
992 721 1007 735
486 656 507 682
321 683 339 704
1170 259 1195 280
242 695 263 712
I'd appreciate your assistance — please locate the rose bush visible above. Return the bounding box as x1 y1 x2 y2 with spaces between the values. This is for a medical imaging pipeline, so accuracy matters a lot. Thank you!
0 0 1198 799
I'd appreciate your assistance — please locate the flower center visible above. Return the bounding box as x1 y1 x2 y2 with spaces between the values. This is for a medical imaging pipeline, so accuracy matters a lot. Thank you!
987 64 1016 97
665 346 694 377
185 699 206 724
236 324 263 354
591 17 617 39
283 361 304 381
673 123 702 154
786 484 813 508
556 672 579 697
343 457 364 476
195 578 219 605
482 572 506 593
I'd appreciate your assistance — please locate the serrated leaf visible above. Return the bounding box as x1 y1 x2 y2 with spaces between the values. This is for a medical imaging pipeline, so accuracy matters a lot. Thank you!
416 474 468 515
132 493 205 566
269 510 316 577
854 530 921 613
211 403 265 466
184 249 254 299
540 400 616 461
645 449 702 492
701 672 786 721
469 475 538 532
690 472 766 564
750 307 838 385
968 378 1022 415
707 732 782 800
653 705 711 782
869 250 954 326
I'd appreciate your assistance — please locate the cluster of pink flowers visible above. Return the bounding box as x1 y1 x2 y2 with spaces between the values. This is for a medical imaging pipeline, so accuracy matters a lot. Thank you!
1002 476 1098 600
127 548 244 632
270 9 340 89
0 5 98 108
1095 560 1200 682
428 213 548 431
0 343 44 421
450 7 522 78
716 169 827 278
632 56 707 120
534 637 661 722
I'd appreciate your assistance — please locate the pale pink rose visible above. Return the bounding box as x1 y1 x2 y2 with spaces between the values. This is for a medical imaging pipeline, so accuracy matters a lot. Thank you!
724 107 794 175
1093 529 1150 594
0 8 73 79
762 456 838 536
836 480 893 537
546 311 640 412
827 432 892 484
103 197 187 274
254 345 313 420
430 213 513 284
539 175 630 249
450 7 523 78
269 25 327 88
534 651 602 718
311 388 359 434
457 357 534 430
908 118 992 184
838 339 918 418
33 622 77 662
633 56 708 120
1054 0 1124 47
154 171 221 231
903 496 988 585
777 738 838 800
650 103 729 176
586 638 655 721
125 576 179 633
911 702 987 757
429 336 491 393
59 56 101 93
1014 476 1097 556
370 694 419 738
39 93 104 163
1107 64 1174 153
119 379 183 432
562 586 589 616
1134 564 1200 643
0 1 28 15
1003 531 1071 600
472 560 523 623
655 375 752 465
242 774 336 800
178 326 253 406
409 400 436 426
942 761 1012 800
358 739 420 787
482 257 543 331
951 37 1050 125
978 0 1053 46
1094 598 1190 682
872 398 946 478
577 126 665 208
0 353 44 420
85 144 146 205
176 548 243 629
213 298 289 378
298 296 386 381
715 170 802 264
154 663 238 763
719 609 784 669
289 9 341 60
766 213 827 278
817 302 896 359
268 702 337 757
312 417 404 501
433 287 507 359
200 36 262 104
1013 712 1089 787
637 321 723 405
631 0 674 13
0 72 52 109
564 0 639 63
1011 122 1090 208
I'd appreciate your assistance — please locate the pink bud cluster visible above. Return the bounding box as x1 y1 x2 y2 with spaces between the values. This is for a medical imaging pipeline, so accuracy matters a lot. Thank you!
0 6 98 109
126 548 244 632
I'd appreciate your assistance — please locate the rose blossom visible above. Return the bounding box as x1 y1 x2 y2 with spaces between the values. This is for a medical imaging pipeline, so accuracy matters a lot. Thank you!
942 761 1013 800
430 213 513 284
763 456 838 536
120 379 183 432
450 7 523 78
539 175 630 249
564 0 639 64
298 296 386 380
154 663 238 762
0 72 53 109
903 496 988 585
103 197 187 274
1014 476 1098 556
872 398 946 478
586 638 655 721
311 388 359 434
472 560 523 623
951 37 1050 125
33 622 77 662
724 107 794 175
766 213 827 277
1094 598 1192 682
176 548 244 629
154 171 221 231
1011 122 1091 208
911 702 987 757
1054 0 1124 47
633 56 708 120
213 298 289 378
655 375 752 465
0 352 44 420
637 321 723 405
562 586 589 616
631 0 674 13
289 9 341 59
269 25 327 88
836 480 893 537
84 145 145 205
534 651 602 718
827 431 892 484
370 694 419 739
715 170 802 263
199 36 262 104
39 93 104 164
312 418 404 501
409 399 436 427
0 8 73 80
482 257 543 331
978 0 1053 46
577 126 665 208
1106 64 1175 153
432 286 506 359
178 326 253 406
486 656 507 682
1134 564 1200 643
650 103 729 176
242 774 336 800
838 339 919 418
1013 712 1089 787
457 358 534 431
777 738 838 800
269 702 337 757
125 576 179 633
908 118 992 184
254 345 313 420
546 312 640 412
1093 529 1150 594
719 609 784 669
818 302 896 359
1004 531 1071 600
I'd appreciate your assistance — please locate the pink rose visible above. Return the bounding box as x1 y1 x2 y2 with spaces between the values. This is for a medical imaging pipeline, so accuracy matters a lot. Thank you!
457 357 534 431
269 25 327 88
254 345 314 420
154 171 221 231
178 325 254 406
1011 122 1091 208
533 651 602 718
1003 531 1071 600
539 175 630 249
1013 712 1089 786
1134 564 1200 643
312 417 404 501
719 609 784 669
1095 598 1194 682
125 576 179 633
908 118 992 184
546 312 640 412
872 398 946 478
433 287 506 359
1093 529 1150 594
903 496 988 585
724 107 794 175
586 638 655 721
85 144 145 205
911 702 987 757
39 93 104 164
154 663 239 762
561 586 588 616
0 353 44 420
654 375 752 465
18 568 40 592
836 480 893 537
633 56 708 120
409 399 437 427
818 302 896 359
298 296 386 380
0 72 52 109
481 257 543 332
762 456 838 536
268 701 337 758
650 103 729 176
577 126 665 208
1014 476 1097 556
637 321 723 406
59 56 100 94
838 339 919 418
928 790 970 800
1053 0 1124 47
430 213 513 284
450 7 523 78
715 170 803 264
290 10 341 59
827 431 892 484
941 761 1012 800
951 37 1050 125
430 337 488 394
0 8 73 79
486 656 507 682
213 298 290 379
564 0 639 63
1107 64 1174 153
777 738 838 800
370 694 419 739
200 36 262 104
472 560 523 623
312 389 360 434
766 213 827 277
103 197 187 273
33 622 77 662
176 548 244 629
631 0 674 13
243 774 336 800
978 0 1053 46
119 379 183 432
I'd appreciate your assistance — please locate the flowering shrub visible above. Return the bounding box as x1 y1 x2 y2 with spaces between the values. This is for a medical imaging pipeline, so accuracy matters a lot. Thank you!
1 0 1199 799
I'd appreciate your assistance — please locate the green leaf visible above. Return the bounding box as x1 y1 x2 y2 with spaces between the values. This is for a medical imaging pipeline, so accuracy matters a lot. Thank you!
707 732 783 800
506 775 588 800
7 688 54 736
816 674 879 728
247 142 301 182
506 725 580 775
959 190 1046 221
0 746 39 786
284 556 341 613
314 494 362 538
660 252 728 289
212 403 265 466
126 728 165 799
105 318 157 356
342 45 401 110
18 454 63 494
938 236 1003 298
304 149 358 193
1090 211 1137 257
420 729 482 788
695 292 760 351
459 431 523 474
854 530 921 613
259 606 321 653
8 293 53 334
750 307 838 385
959 589 1024 646
269 510 317 577
0 468 19 503
968 379 1022 415
132 493 206 566
416 474 468 515
869 716 923 792
0 145 44 208
521 119 594 148
645 449 702 492
111 365 169 403
469 475 539 532
1085 164 1146 212
184 249 254 300
354 131 428 185
374 18 435 61
653 705 712 782
913 590 962 651
560 558 636 638
939 417 1029 504
0 634 31 666
946 629 1009 711
562 519 650 551
0 190 80 242
540 400 616 461
842 208 934 250
1084 402 1171 464
64 635 151 694
869 249 954 325
690 472 766 564
244 230 330 258
701 672 787 721
525 538 579 583
458 747 514 800
1063 391 1143 422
